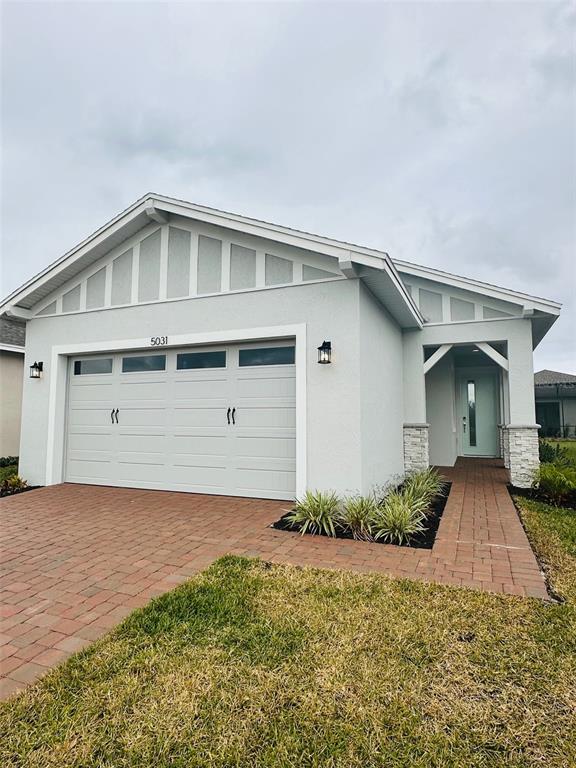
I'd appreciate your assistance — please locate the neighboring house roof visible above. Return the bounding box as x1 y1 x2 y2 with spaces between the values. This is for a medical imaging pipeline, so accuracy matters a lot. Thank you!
535 370 576 386
0 193 561 337
0 316 25 353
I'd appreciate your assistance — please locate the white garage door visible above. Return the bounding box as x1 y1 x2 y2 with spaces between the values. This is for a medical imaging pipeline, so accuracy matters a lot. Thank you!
65 342 296 500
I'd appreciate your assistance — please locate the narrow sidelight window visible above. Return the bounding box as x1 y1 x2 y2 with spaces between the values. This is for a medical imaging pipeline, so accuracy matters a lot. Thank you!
467 380 477 446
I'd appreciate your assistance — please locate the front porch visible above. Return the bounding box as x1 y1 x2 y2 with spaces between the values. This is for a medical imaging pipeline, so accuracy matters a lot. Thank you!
403 324 541 487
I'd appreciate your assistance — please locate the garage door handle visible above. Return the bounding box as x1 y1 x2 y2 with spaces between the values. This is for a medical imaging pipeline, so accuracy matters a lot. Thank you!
110 409 115 424
231 407 236 425
227 407 231 424
115 409 119 424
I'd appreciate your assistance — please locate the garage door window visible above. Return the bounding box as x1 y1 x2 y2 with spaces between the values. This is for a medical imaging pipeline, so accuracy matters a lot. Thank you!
122 355 166 372
177 351 226 369
74 358 113 375
239 346 295 366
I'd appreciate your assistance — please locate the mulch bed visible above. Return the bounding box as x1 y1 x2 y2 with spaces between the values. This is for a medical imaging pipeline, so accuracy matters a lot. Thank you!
272 483 451 550
0 486 43 499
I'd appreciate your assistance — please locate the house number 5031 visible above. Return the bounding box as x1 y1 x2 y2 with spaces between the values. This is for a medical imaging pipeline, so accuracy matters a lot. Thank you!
150 336 168 346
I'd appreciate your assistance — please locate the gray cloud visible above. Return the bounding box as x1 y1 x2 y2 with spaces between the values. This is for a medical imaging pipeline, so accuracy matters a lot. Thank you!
1 0 574 372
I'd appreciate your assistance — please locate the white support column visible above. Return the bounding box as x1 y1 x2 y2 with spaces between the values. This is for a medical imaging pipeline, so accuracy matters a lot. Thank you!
504 320 539 487
403 331 429 472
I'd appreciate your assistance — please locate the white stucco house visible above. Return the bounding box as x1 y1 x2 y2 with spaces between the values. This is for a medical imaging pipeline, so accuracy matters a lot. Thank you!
0 194 561 499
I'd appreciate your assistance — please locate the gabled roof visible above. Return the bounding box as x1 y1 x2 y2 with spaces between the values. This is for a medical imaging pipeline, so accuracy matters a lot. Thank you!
0 193 423 329
393 258 562 316
535 369 576 386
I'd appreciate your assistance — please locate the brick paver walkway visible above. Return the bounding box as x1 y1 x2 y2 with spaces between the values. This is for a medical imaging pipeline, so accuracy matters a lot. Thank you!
0 458 547 699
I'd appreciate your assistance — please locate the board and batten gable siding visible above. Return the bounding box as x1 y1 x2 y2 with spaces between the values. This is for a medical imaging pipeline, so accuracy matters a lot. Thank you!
30 217 343 319
399 273 523 324
359 283 404 489
19 279 397 495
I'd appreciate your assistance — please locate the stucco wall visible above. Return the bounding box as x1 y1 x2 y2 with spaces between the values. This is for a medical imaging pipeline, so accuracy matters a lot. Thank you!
0 351 24 456
425 353 457 467
359 283 404 492
20 279 404 495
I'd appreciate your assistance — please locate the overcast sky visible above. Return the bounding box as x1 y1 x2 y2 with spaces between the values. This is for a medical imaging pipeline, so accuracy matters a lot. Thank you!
1 1 575 371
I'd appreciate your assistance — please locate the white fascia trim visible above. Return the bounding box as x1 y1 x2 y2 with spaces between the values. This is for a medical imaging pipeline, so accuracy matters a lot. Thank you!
0 196 152 314
0 343 25 353
46 323 307 499
394 259 561 315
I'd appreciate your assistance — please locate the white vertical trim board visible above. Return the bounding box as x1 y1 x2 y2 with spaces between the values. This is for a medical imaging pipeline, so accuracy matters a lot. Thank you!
46 323 308 498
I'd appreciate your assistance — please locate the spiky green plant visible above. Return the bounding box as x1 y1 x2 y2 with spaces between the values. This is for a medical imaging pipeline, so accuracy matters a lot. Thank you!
338 495 379 541
372 491 427 545
285 490 341 537
403 468 447 515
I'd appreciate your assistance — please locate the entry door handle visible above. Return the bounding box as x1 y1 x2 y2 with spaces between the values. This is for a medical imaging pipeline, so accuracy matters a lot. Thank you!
231 407 236 425
227 407 231 424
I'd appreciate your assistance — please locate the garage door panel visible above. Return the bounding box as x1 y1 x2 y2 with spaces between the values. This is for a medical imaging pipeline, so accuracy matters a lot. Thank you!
118 379 169 399
116 434 166 453
236 435 296 459
171 465 228 488
234 408 295 428
174 378 229 399
172 407 229 428
236 377 295 399
170 434 228 456
234 468 296 496
69 382 115 402
68 408 115 428
117 408 167 427
66 459 114 482
67 433 112 452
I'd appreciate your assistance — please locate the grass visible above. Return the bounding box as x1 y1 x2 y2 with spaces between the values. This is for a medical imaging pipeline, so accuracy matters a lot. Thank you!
515 495 576 603
1 556 575 768
0 464 18 482
548 439 576 463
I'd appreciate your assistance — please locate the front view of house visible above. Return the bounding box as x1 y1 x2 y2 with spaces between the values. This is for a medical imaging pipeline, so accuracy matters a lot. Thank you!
1 195 560 497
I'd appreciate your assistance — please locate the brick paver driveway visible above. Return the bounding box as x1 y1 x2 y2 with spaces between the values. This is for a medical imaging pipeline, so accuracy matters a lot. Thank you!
0 458 547 699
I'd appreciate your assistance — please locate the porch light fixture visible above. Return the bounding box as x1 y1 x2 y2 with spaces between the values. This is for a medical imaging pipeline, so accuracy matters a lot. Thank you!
29 361 43 379
317 341 332 364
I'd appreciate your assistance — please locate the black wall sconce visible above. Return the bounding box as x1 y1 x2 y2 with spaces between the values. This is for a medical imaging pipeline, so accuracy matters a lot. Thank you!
29 361 43 379
317 341 332 364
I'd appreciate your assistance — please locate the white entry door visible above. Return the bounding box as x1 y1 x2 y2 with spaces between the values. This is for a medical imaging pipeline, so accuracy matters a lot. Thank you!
65 342 296 499
457 370 499 457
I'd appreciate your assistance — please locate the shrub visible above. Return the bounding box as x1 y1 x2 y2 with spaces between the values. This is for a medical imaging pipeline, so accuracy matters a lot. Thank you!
538 441 574 468
402 468 447 514
371 491 426 545
0 456 18 469
338 495 379 541
0 475 28 497
285 490 341 537
533 463 576 506
0 464 18 483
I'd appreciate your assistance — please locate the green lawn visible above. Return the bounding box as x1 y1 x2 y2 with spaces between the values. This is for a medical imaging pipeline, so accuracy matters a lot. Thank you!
547 439 576 463
515 495 576 603
2 552 575 768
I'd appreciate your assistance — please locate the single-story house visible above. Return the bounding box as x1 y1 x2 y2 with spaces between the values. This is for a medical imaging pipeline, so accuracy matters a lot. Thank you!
0 316 25 457
534 369 576 438
0 194 561 497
